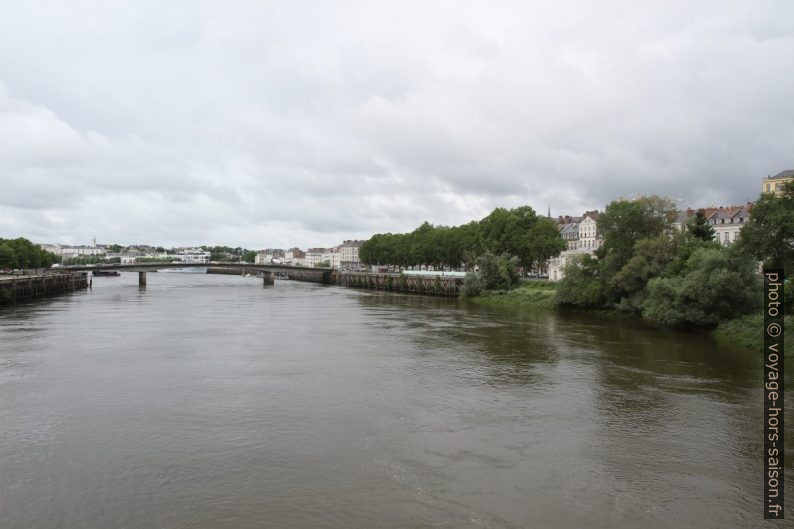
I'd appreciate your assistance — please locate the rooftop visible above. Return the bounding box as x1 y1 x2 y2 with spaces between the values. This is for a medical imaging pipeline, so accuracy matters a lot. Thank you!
767 170 794 180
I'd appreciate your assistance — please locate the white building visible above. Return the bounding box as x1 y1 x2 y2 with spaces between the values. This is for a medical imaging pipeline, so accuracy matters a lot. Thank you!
672 204 752 246
255 251 274 264
178 251 211 264
578 212 600 250
549 210 602 282
548 249 593 283
322 249 340 269
338 240 363 269
45 244 106 257
304 248 328 268
709 204 751 246
284 248 306 266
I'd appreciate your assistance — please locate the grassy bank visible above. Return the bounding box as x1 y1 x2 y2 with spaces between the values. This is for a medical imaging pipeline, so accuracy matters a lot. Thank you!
471 282 792 356
714 313 794 356
468 280 557 310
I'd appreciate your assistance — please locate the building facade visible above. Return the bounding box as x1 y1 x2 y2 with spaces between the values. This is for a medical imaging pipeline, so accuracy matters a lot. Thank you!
549 210 602 282
672 204 752 246
255 251 274 264
304 248 329 268
178 251 211 264
763 170 794 196
284 248 306 266
338 240 363 269
578 211 600 250
559 221 581 250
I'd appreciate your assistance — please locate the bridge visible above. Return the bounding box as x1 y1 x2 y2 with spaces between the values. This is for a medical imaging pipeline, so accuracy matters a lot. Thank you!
64 262 332 286
62 262 465 296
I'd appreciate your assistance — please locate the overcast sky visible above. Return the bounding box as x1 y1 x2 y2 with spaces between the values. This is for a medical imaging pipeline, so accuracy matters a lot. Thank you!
1 1 792 249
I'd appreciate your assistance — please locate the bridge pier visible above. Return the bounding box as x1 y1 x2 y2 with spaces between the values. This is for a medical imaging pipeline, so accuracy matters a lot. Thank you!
138 271 147 287
262 271 274 286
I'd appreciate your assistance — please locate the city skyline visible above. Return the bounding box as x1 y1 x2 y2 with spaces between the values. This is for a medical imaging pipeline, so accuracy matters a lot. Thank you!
1 1 792 248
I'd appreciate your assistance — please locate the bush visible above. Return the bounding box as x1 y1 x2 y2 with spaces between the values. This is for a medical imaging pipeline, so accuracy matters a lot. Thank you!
714 314 793 356
470 281 557 309
642 248 760 327
460 252 520 297
555 253 608 308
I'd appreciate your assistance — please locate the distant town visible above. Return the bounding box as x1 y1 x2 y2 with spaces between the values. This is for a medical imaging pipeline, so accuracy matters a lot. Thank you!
36 169 793 279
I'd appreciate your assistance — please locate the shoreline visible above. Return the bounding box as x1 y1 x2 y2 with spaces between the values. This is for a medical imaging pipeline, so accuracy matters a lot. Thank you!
468 281 793 356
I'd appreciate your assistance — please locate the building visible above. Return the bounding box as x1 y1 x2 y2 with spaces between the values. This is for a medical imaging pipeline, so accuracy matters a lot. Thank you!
254 248 285 264
578 211 600 250
672 204 752 246
709 204 751 246
177 251 210 264
255 251 274 264
305 248 330 268
323 248 341 269
548 210 603 281
558 218 582 251
284 248 306 266
338 240 363 269
671 209 694 232
548 248 592 283
43 244 107 257
763 170 794 196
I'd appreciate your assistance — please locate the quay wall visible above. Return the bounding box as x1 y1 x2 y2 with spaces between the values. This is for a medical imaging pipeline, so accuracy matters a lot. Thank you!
207 266 331 283
206 267 462 296
0 272 89 306
206 266 264 277
331 271 462 297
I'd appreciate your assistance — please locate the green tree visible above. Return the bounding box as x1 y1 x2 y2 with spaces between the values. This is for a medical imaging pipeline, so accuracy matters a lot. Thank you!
0 243 19 269
526 217 566 270
736 181 794 276
687 209 716 241
460 252 520 297
642 247 760 327
595 195 676 301
0 237 57 269
609 233 682 312
359 205 561 271
555 253 607 308
316 260 331 268
242 250 257 263
597 196 676 266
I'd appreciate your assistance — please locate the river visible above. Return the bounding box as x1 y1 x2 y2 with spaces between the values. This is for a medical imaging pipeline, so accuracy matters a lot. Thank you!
0 273 790 528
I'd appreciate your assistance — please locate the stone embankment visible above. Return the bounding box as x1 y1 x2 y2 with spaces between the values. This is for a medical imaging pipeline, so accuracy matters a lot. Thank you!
0 272 89 306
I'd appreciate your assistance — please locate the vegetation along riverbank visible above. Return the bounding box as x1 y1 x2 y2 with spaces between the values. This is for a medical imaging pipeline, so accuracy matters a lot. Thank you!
455 182 794 356
470 281 794 356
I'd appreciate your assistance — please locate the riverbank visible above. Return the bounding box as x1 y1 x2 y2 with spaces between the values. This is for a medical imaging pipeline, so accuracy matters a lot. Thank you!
467 281 557 309
470 281 793 356
0 272 89 305
713 313 793 356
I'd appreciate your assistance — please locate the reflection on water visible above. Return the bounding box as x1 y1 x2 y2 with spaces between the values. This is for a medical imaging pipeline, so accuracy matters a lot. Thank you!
0 274 790 529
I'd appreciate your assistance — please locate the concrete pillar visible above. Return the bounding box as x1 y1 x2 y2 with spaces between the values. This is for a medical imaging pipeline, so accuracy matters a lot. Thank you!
262 271 274 286
138 271 147 287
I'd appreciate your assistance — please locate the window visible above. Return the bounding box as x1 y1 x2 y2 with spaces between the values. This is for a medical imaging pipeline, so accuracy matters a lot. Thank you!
724 232 729 243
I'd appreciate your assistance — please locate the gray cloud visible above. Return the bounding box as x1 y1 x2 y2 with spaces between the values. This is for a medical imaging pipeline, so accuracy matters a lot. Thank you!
0 0 792 248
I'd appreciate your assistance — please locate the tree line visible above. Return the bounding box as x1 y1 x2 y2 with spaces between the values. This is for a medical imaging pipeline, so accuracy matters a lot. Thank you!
359 206 566 270
555 185 794 327
0 238 58 269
